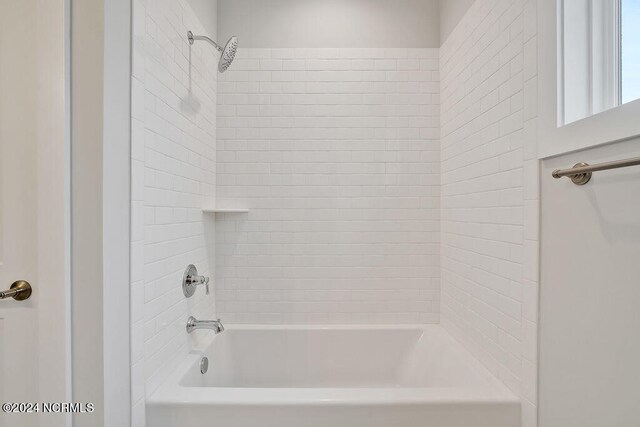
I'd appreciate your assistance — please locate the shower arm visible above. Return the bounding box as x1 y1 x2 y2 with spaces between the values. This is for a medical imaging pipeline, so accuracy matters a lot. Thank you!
187 31 223 53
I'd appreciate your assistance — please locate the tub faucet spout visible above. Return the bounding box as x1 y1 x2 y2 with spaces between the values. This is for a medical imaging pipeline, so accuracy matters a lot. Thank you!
186 316 224 334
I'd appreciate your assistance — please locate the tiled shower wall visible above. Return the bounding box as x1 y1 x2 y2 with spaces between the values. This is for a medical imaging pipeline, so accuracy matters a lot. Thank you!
215 48 441 324
440 0 539 426
130 0 218 425
129 1 544 426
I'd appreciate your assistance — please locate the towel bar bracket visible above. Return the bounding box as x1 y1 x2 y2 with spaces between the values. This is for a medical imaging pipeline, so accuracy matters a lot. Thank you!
559 162 592 185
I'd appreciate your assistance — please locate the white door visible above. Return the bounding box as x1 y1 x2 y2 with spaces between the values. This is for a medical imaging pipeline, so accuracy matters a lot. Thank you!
0 1 69 426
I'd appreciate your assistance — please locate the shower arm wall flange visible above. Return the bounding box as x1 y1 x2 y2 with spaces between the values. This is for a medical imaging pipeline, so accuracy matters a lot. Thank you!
187 31 223 53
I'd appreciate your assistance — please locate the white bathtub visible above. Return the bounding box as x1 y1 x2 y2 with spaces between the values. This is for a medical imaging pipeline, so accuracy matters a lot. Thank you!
147 325 520 427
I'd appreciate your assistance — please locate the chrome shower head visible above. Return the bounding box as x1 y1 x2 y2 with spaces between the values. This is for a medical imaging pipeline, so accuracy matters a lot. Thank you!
187 31 238 73
218 36 238 73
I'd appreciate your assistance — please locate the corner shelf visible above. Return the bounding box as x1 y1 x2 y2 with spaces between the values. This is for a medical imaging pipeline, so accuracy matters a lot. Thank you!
202 208 249 214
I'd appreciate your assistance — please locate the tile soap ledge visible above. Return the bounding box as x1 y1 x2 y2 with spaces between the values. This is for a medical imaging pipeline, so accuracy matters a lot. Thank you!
202 208 249 213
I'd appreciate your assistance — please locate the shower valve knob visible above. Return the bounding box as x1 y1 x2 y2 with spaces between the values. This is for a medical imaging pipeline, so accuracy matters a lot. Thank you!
182 264 211 297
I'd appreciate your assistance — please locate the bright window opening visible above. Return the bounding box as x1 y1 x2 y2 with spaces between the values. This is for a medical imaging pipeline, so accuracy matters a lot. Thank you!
621 0 640 104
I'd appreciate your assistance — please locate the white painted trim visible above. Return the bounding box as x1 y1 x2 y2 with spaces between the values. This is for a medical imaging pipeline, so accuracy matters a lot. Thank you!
560 0 591 124
591 0 620 113
70 0 132 424
64 1 73 422
560 0 619 123
103 0 132 424
539 0 640 158
71 0 106 422
556 0 565 128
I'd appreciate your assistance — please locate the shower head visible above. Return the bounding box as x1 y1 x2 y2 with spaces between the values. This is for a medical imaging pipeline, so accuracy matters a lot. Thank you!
187 31 238 73
218 36 238 73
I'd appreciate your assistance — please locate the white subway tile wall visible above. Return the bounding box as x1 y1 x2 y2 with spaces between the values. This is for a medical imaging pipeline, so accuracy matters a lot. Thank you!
130 2 543 426
131 0 218 425
440 1 539 427
215 48 441 324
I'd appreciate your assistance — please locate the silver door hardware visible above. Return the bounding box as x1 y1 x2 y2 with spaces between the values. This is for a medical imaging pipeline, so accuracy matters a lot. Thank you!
182 264 210 298
0 280 32 301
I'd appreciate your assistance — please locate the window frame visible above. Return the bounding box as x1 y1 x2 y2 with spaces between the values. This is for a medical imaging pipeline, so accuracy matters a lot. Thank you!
538 0 640 159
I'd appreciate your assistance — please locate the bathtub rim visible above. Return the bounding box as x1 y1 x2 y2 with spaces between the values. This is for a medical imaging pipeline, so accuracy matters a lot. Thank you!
147 324 520 407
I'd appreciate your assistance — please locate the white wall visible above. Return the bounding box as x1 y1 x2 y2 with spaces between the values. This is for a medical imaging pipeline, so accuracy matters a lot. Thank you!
130 0 218 425
539 139 640 427
217 0 441 48
186 0 217 38
215 47 441 324
439 0 475 43
439 1 539 426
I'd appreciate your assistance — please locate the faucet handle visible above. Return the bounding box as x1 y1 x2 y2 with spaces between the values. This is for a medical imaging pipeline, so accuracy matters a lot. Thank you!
192 275 210 295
